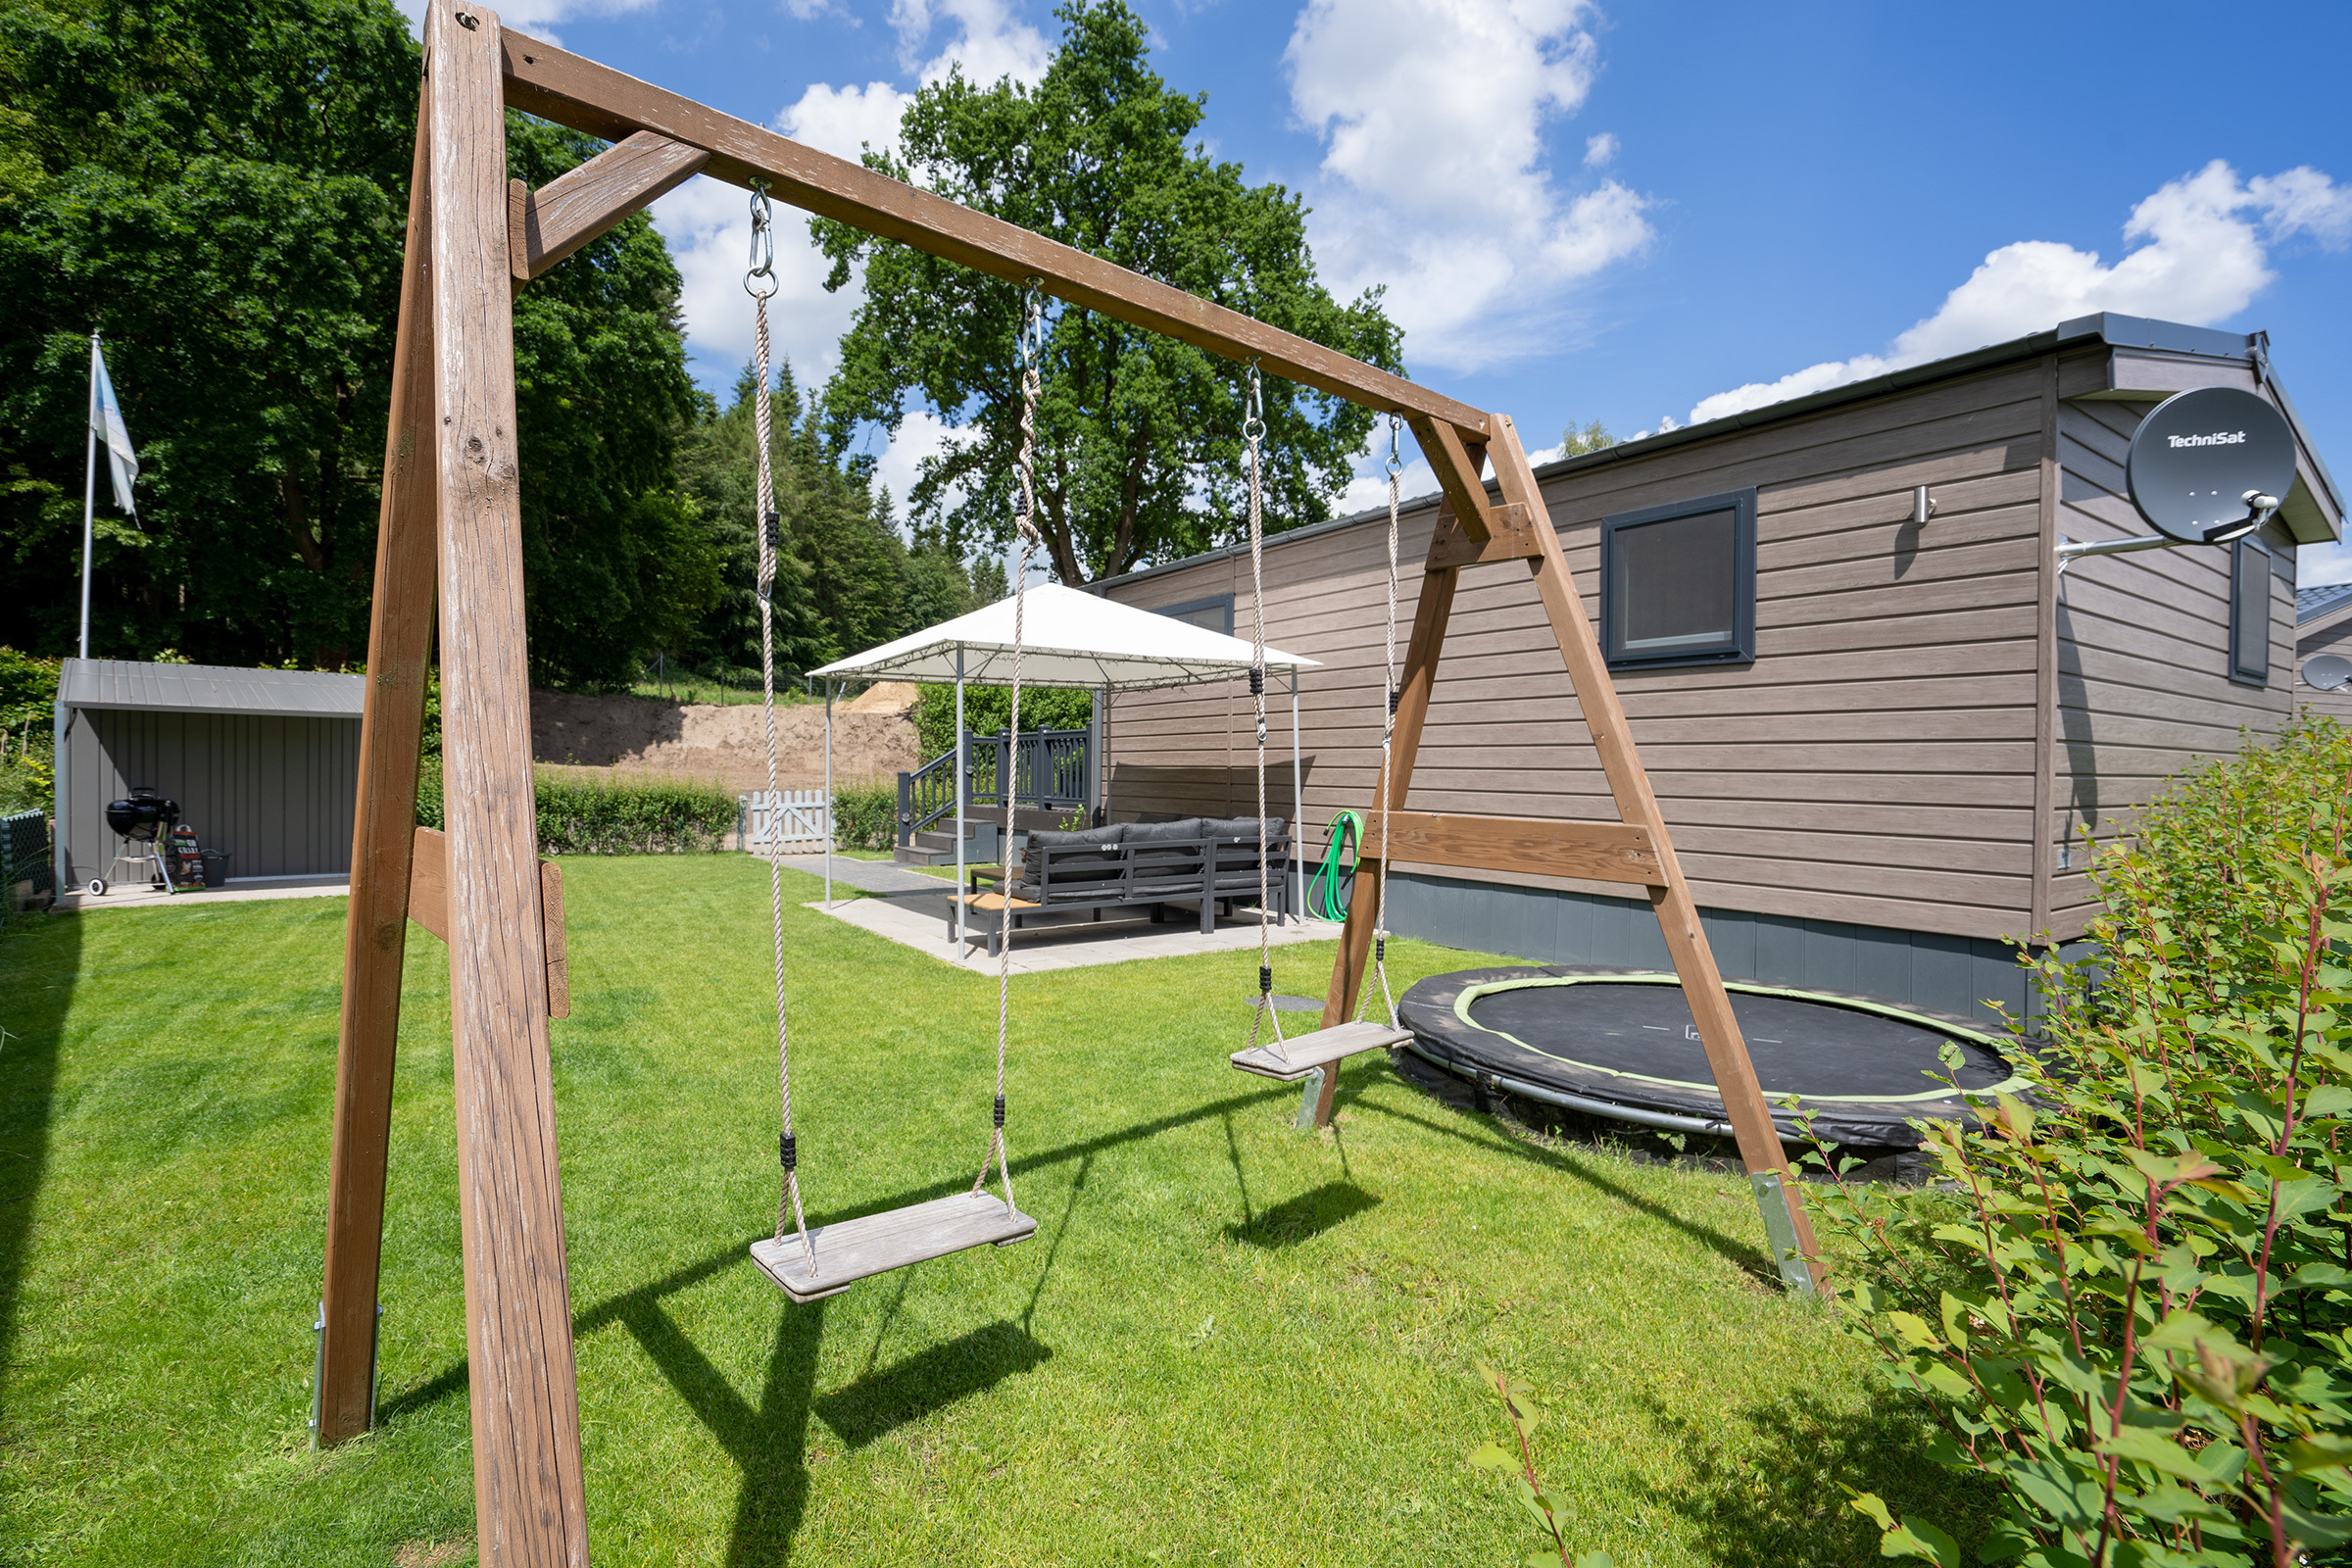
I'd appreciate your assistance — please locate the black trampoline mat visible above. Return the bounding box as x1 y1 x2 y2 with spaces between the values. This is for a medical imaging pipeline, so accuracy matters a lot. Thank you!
1462 978 2017 1103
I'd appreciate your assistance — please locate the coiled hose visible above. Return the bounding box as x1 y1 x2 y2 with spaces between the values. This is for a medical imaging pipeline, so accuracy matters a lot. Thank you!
1310 810 1364 921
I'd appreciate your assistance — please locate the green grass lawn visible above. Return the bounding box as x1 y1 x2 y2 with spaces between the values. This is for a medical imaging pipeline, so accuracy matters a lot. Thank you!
0 857 1975 1565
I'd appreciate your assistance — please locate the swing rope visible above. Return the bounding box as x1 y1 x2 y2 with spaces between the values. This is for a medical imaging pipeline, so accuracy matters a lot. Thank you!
973 281 1046 1211
1240 365 1289 1061
1357 414 1404 1028
747 185 813 1265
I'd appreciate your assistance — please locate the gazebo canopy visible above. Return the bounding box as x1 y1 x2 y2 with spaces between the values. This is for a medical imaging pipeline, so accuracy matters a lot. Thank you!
808 582 1319 691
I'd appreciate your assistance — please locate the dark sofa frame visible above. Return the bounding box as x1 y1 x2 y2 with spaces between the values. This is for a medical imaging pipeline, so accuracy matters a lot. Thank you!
959 825 1294 956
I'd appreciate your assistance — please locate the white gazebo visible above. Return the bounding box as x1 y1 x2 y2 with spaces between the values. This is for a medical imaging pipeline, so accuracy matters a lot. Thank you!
807 582 1320 940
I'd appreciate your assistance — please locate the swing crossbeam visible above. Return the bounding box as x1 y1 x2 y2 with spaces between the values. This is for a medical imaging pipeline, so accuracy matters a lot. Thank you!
749 1192 1039 1304
1230 1020 1411 1084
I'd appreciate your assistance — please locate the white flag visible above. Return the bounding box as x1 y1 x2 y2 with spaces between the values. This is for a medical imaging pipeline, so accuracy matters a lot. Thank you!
89 338 137 515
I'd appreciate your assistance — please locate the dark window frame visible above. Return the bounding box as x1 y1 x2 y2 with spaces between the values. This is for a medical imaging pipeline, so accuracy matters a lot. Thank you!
2230 535 2274 686
1599 486 1759 670
1154 593 1234 636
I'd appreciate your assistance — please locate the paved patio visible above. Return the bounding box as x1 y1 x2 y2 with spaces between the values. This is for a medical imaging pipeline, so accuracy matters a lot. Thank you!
805 876 1343 974
49 873 350 914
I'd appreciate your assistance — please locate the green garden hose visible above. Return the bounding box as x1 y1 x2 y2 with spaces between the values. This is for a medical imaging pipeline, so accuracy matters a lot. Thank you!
1311 810 1364 921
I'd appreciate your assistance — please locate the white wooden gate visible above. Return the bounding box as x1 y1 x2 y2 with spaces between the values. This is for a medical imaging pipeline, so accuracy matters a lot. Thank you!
739 789 831 852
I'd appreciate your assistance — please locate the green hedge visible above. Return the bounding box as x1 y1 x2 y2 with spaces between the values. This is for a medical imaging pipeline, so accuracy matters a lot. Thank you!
416 760 737 855
831 779 897 852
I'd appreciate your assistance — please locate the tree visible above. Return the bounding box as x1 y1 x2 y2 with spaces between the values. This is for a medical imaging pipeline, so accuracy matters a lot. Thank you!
0 0 416 665
507 116 717 687
673 365 835 683
814 0 1401 586
1559 419 1616 457
0 0 716 685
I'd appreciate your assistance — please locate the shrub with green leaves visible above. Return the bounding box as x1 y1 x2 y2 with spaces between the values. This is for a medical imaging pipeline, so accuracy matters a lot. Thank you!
1814 716 2352 1566
1467 1362 1616 1568
415 765 736 856
830 779 897 853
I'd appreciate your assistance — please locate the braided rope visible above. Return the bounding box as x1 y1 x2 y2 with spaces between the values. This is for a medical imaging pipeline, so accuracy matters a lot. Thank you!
1358 415 1403 1028
1240 367 1286 1061
975 283 1044 1211
747 188 812 1265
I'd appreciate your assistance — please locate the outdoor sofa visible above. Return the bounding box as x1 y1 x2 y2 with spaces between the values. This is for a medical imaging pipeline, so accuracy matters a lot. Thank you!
956 816 1292 955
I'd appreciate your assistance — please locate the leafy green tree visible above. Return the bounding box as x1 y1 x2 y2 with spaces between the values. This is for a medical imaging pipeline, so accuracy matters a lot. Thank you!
1558 419 1615 457
507 117 717 687
0 0 416 665
813 0 1402 585
0 0 715 686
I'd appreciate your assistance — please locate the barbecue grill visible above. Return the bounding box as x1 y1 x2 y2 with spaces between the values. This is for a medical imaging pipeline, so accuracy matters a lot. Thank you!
90 786 181 897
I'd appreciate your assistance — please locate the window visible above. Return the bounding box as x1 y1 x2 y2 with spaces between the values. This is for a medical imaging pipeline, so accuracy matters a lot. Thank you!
2230 536 2273 685
1600 487 1757 668
1155 594 1233 635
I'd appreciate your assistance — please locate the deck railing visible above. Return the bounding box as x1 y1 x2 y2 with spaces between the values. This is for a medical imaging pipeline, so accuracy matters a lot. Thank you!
898 727 1092 845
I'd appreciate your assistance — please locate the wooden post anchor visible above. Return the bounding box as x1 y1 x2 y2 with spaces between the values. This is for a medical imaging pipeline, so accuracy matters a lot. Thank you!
1749 1171 1819 1296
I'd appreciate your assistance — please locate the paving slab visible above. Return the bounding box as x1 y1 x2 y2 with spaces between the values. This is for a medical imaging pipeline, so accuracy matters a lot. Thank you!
50 874 350 913
808 883 1343 973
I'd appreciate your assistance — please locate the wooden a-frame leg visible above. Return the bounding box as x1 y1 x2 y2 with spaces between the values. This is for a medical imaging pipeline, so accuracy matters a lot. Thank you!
318 78 441 1448
1487 415 1824 1289
1313 507 1465 1128
426 4 591 1562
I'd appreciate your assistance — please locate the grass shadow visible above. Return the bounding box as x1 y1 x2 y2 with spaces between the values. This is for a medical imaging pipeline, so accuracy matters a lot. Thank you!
1355 1096 1779 1285
1223 1181 1380 1248
0 910 77 1427
1643 1385 2000 1568
811 1320 1051 1450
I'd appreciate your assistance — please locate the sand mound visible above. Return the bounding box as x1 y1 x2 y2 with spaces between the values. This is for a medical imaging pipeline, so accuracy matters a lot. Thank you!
844 680 920 714
531 689 920 792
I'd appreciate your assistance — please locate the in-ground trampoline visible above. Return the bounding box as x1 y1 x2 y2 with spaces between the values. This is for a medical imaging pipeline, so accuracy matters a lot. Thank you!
1396 965 2030 1146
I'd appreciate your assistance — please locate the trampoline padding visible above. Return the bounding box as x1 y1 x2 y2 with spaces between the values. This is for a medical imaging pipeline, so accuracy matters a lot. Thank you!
1396 965 2027 1146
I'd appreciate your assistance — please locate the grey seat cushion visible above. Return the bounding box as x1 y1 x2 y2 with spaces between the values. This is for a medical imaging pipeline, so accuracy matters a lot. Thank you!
1012 823 1126 902
1200 815 1284 843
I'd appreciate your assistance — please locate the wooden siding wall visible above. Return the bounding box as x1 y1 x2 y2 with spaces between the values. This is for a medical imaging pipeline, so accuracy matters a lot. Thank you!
61 710 363 882
2045 386 2297 936
1108 359 2054 942
2295 616 2352 725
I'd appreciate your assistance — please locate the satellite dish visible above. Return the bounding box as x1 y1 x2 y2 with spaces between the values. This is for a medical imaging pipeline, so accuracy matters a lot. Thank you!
2303 654 2352 692
2127 386 2297 544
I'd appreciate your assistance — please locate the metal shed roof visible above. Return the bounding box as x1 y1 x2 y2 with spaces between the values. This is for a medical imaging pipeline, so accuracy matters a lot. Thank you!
57 659 365 718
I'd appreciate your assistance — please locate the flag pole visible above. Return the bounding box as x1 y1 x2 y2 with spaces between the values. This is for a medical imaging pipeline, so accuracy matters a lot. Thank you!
79 331 98 661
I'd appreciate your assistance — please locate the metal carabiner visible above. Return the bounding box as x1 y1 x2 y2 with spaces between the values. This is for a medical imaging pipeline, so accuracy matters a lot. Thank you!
744 181 778 300
1386 412 1404 477
1243 362 1265 444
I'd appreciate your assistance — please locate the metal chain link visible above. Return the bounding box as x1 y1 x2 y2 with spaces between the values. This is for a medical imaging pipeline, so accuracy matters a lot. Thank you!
974 281 1045 1212
748 183 810 1265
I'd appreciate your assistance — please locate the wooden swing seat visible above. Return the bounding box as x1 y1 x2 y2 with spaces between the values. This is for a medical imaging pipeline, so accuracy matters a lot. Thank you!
747 1190 1039 1304
1230 1019 1411 1083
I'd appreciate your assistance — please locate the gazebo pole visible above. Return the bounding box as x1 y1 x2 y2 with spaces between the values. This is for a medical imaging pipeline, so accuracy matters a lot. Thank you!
954 647 965 952
823 679 833 907
1290 668 1302 925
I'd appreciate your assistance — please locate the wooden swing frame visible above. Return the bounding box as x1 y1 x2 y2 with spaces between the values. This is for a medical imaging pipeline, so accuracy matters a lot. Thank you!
317 5 1825 1557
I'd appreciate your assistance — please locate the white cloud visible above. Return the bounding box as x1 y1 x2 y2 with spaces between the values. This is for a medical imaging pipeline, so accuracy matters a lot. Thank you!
1285 0 1654 372
660 0 1047 419
864 408 956 518
1688 160 2351 426
1583 132 1617 169
890 0 1052 86
654 174 862 396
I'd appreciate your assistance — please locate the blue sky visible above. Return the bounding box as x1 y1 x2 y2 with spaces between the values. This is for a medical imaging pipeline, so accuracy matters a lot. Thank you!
463 0 2352 576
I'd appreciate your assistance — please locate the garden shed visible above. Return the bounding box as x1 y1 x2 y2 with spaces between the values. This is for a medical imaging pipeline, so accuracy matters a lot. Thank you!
53 659 365 891
1095 313 2346 1024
